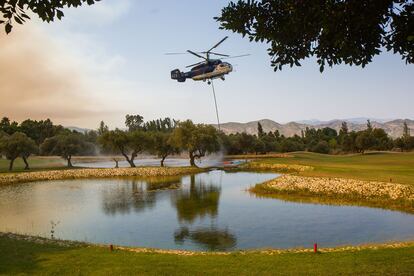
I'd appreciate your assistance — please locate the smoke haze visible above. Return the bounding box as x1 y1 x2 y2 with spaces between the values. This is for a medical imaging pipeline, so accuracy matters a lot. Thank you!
0 25 110 126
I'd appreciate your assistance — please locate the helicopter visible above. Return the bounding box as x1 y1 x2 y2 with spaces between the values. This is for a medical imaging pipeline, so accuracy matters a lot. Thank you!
167 36 249 84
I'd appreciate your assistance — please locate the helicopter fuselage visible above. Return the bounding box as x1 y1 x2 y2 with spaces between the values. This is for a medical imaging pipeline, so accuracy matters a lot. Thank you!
171 60 233 83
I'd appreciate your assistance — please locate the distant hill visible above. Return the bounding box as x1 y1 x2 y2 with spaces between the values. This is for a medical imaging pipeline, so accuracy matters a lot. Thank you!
296 117 393 125
66 126 92 134
214 118 414 138
65 118 414 138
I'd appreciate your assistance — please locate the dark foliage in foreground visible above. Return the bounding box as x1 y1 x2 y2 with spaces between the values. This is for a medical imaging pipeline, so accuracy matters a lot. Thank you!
216 0 414 72
1 0 100 34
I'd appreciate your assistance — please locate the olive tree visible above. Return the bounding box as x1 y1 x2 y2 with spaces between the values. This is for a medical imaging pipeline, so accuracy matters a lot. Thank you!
170 120 220 167
99 129 149 168
148 132 180 167
0 132 37 171
128 130 150 166
41 133 92 167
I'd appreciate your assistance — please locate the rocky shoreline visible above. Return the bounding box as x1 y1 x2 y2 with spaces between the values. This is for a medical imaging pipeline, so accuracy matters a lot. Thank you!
251 174 414 212
241 162 313 173
0 167 204 186
2 232 413 256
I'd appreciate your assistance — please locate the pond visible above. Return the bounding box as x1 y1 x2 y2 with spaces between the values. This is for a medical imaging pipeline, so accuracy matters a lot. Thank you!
1 170 414 251
73 157 245 168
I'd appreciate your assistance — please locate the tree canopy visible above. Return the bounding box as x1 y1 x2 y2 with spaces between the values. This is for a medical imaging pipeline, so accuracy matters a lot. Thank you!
40 132 94 167
98 129 150 167
170 120 220 167
0 117 64 144
1 0 100 34
125 114 144 132
148 131 179 167
216 0 414 72
1 115 413 170
0 132 37 170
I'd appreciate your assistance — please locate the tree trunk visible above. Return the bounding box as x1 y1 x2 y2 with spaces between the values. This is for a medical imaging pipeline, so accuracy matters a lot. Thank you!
189 152 200 167
130 151 138 168
8 158 15 171
67 156 73 168
189 152 196 167
121 152 135 167
114 159 119 168
23 156 30 170
128 158 136 168
160 156 167 167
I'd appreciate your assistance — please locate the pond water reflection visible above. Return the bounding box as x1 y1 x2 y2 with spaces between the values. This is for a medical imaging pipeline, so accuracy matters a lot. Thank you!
1 171 414 251
172 175 221 223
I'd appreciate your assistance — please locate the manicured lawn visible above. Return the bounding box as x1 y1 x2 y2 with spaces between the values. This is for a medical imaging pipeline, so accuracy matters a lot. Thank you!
1 153 414 274
0 157 65 173
257 151 414 185
1 235 414 275
6 152 413 184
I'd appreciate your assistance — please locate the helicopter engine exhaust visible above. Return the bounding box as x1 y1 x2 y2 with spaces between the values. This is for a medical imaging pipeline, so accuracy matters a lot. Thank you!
171 69 186 82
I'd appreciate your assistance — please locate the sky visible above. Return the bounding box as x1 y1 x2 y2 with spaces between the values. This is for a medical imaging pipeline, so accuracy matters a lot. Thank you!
0 0 413 129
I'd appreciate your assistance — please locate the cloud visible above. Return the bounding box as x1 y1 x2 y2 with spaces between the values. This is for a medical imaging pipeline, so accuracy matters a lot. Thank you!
61 0 132 26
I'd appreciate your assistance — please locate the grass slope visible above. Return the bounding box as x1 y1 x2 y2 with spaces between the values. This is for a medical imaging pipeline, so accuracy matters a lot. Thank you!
2 152 414 274
0 157 65 173
1 235 414 275
256 151 414 185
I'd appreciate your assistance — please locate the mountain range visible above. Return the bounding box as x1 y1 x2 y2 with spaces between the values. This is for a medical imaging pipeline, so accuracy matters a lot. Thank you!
67 118 414 139
214 118 414 138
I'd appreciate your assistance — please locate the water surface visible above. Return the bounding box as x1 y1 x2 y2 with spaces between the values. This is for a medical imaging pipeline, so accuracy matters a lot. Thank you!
1 171 414 251
74 157 243 168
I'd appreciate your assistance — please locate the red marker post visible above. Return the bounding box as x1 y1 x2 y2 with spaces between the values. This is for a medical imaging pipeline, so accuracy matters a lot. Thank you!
314 243 318 253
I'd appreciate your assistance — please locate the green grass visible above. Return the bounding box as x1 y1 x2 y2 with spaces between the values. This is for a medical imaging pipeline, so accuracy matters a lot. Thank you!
1 153 414 274
0 157 65 173
1 235 414 275
256 151 414 185
245 151 414 213
251 183 414 214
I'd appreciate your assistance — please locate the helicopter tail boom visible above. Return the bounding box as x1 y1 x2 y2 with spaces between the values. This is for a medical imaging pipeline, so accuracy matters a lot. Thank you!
171 69 186 82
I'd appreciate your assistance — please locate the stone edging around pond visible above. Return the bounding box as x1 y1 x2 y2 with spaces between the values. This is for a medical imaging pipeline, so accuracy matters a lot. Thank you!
1 232 413 256
251 174 414 213
241 162 313 173
0 167 205 186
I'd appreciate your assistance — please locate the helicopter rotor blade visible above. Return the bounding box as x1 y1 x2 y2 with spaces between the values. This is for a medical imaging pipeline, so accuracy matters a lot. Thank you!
165 52 188 55
222 54 251 59
165 51 204 55
187 50 206 60
186 61 206 68
206 51 230 57
207 36 229 53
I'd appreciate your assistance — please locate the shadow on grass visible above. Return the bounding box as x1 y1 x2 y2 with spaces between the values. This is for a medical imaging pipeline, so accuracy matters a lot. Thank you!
0 234 79 275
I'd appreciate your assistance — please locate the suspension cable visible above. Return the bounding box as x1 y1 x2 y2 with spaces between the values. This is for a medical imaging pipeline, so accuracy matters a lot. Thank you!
210 80 221 131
